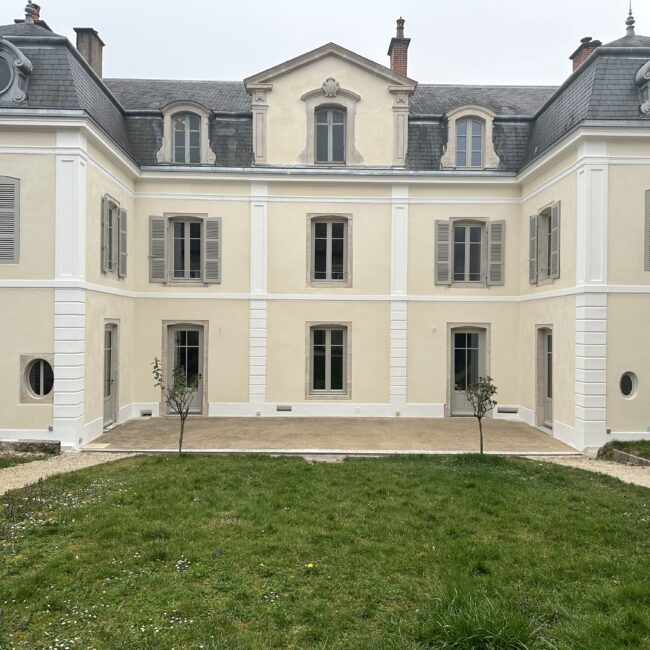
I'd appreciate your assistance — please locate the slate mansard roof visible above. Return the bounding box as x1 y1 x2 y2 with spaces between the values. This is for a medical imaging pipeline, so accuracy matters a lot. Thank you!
2 17 650 172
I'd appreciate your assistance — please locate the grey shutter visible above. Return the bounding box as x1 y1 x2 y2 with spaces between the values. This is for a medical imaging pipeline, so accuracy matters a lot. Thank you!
149 216 166 283
203 218 221 283
101 196 110 273
434 220 452 285
0 178 18 263
645 191 650 272
118 208 127 278
550 201 561 280
487 220 505 286
528 215 538 285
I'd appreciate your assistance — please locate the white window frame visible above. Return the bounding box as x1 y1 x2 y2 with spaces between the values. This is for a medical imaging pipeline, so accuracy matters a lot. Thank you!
441 105 500 170
172 112 201 164
452 219 486 285
169 217 204 282
156 101 216 165
455 118 483 168
315 106 347 164
308 216 351 286
20 354 54 404
306 323 351 399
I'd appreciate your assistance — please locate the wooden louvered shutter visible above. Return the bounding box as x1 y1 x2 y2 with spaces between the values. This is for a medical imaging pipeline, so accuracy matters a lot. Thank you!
487 220 505 286
149 216 166 283
118 208 127 278
434 220 452 285
645 191 650 272
203 218 221 284
529 215 538 285
550 201 561 280
101 196 110 273
0 178 18 263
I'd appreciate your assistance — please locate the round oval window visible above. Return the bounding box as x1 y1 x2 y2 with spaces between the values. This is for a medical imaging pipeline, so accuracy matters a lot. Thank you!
27 359 54 397
0 58 12 95
620 372 637 398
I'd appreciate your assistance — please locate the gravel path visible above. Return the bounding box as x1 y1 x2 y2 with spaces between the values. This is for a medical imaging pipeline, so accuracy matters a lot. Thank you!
529 455 650 488
0 452 134 496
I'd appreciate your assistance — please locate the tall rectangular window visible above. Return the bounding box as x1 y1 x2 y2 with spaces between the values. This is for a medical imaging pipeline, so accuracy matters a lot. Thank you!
173 113 201 164
310 326 347 394
456 118 483 167
172 220 202 280
453 223 483 282
312 218 347 282
315 107 346 163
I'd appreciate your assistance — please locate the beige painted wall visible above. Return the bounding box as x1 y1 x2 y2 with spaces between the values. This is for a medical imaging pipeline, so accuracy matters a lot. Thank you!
607 294 650 432
84 292 135 425
0 152 55 279
131 299 250 406
267 200 391 294
0 289 54 430
607 165 650 286
264 55 397 166
266 301 390 404
407 302 520 407
517 295 575 427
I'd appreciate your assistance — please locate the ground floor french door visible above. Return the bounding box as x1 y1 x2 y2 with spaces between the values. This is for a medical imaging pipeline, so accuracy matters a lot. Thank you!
543 330 553 427
103 324 118 427
450 328 485 416
168 325 204 414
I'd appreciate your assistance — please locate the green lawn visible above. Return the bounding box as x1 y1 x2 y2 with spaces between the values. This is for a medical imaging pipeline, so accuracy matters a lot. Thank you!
0 453 49 470
599 439 650 462
1 455 650 649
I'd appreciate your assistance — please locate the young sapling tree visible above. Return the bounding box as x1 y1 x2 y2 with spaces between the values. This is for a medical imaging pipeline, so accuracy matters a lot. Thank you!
152 357 196 455
464 376 498 455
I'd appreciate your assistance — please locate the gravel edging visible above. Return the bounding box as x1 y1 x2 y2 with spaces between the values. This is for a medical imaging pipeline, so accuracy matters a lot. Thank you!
529 455 650 489
0 452 135 496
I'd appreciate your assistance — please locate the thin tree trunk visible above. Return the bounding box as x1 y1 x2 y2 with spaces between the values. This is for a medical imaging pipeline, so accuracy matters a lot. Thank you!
179 416 185 456
478 417 484 455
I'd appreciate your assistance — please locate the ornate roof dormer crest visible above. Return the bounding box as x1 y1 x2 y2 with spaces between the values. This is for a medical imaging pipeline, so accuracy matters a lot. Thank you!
322 78 340 98
0 37 33 103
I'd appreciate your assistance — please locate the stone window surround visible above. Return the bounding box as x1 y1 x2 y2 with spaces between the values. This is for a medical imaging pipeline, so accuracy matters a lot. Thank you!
306 213 353 288
299 84 364 165
444 323 491 418
305 321 352 400
441 105 500 170
156 101 216 165
449 217 489 287
160 320 209 416
535 324 553 428
19 353 54 404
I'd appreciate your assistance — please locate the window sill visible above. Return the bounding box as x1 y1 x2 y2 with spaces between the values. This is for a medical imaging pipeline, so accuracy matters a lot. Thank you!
450 281 488 288
163 280 221 287
306 393 351 401
309 280 352 288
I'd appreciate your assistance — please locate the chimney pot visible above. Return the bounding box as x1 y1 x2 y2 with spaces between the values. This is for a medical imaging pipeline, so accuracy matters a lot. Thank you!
569 36 601 72
387 17 411 77
74 27 105 78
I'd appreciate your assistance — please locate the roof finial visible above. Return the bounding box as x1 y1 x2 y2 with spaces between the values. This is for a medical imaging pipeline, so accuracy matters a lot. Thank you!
24 1 35 24
626 2 636 36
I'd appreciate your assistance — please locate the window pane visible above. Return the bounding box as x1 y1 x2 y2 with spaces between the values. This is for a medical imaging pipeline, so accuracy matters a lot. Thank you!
189 129 200 147
312 344 326 390
332 124 345 162
316 123 329 161
455 332 467 348
469 226 482 243
469 243 481 280
467 333 479 349
332 110 345 124
189 147 200 164
466 347 479 386
173 116 186 133
174 146 186 164
314 222 327 238
189 114 200 130
190 237 201 278
186 347 199 386
314 235 327 278
42 362 54 395
187 330 199 347
330 345 344 390
454 227 466 243
174 222 184 237
29 362 42 396
189 222 201 238
174 232 185 278
313 329 326 346
454 348 467 390
454 242 466 280
330 329 343 346
176 330 186 347
457 120 467 137
331 236 345 280
471 120 482 136
331 222 345 239
471 150 482 167
316 110 328 125
456 149 467 167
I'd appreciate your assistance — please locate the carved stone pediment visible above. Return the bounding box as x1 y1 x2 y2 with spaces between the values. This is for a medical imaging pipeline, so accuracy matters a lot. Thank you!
0 38 32 103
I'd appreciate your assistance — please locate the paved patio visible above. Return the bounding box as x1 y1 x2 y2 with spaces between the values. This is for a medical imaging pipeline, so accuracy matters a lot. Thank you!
86 417 577 455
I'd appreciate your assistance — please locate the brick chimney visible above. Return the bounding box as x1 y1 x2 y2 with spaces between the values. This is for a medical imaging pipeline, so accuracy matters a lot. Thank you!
570 36 601 71
387 17 411 77
31 3 40 21
74 27 105 78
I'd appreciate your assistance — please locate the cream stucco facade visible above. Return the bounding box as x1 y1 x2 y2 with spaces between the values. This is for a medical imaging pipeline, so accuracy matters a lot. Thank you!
2 13 650 451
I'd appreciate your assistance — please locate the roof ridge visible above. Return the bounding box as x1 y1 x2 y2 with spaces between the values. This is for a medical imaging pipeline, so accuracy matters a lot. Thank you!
105 78 245 84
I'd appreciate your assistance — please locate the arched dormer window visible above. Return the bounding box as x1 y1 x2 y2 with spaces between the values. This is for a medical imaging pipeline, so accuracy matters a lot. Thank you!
315 106 346 164
441 106 500 170
156 101 216 165
0 39 32 103
456 118 483 168
173 112 201 164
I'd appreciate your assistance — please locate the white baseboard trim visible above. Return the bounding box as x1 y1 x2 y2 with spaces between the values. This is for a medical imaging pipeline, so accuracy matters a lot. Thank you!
207 402 446 417
551 420 581 450
81 417 103 446
0 427 77 449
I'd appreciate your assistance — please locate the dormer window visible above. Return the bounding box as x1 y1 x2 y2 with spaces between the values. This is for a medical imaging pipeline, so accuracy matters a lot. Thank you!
315 107 346 164
456 118 483 168
0 39 32 103
441 106 500 170
156 101 216 165
173 112 201 164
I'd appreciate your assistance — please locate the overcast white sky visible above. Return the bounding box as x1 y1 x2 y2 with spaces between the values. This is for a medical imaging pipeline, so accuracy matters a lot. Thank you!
15 0 650 85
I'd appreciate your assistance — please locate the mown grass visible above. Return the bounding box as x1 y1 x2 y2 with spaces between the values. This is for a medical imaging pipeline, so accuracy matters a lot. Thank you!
1 454 650 649
0 453 49 470
598 440 650 462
